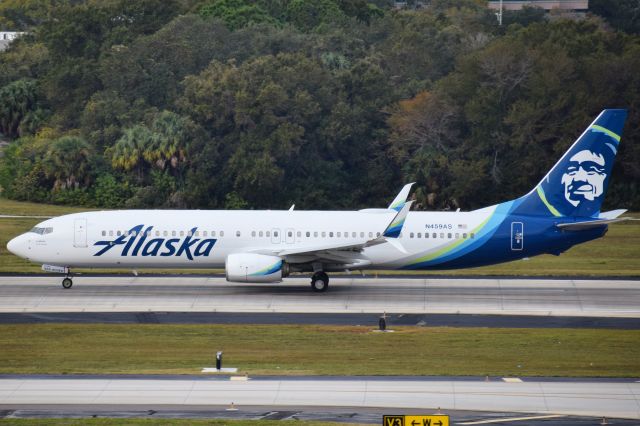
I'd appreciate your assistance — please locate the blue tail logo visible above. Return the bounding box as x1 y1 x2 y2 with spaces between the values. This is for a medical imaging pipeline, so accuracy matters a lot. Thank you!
517 109 627 218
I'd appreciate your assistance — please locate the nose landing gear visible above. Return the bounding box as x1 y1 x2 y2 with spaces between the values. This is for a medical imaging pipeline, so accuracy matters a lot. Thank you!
310 271 329 292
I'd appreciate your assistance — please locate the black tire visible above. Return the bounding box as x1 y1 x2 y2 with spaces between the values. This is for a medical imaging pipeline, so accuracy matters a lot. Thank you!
310 272 329 292
62 277 73 289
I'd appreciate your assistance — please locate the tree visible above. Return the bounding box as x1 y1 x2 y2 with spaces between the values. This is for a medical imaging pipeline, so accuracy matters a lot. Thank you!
43 135 93 190
0 78 39 138
199 0 278 30
110 125 154 177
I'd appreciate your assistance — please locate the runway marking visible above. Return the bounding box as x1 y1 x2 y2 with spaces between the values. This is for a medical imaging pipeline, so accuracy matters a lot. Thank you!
501 378 523 383
456 414 566 425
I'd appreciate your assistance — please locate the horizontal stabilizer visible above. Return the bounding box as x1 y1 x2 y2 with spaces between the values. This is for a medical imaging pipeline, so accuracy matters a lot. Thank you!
556 217 635 231
598 209 627 219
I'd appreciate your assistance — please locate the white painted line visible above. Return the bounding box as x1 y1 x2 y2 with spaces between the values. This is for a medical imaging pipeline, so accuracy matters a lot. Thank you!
501 378 523 383
457 414 566 425
201 367 238 373
230 376 249 381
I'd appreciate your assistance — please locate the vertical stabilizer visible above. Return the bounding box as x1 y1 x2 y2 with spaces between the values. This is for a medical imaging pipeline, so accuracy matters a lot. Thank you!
515 109 627 218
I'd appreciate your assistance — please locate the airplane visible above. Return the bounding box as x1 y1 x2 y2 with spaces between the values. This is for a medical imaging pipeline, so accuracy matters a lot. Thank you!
6 109 633 292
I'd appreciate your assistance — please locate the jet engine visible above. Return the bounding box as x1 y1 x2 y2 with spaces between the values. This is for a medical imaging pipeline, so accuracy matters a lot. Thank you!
225 253 289 283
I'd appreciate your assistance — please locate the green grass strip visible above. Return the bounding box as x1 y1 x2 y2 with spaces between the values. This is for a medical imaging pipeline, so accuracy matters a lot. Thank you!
0 324 639 377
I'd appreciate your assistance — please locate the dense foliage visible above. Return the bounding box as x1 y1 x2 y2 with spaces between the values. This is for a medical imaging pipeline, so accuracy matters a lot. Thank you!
0 0 639 211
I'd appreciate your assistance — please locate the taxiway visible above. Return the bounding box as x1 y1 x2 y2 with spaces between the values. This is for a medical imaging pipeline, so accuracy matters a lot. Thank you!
0 276 639 317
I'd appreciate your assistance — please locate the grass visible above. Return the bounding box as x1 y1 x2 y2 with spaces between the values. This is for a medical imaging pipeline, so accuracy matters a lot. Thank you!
0 324 638 377
0 420 368 426
1 198 638 276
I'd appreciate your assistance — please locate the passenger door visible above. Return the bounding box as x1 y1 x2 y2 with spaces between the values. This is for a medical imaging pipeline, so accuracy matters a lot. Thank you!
74 218 87 248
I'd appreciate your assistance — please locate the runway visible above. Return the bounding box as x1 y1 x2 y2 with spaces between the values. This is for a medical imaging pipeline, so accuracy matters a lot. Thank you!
1 275 639 317
0 375 638 421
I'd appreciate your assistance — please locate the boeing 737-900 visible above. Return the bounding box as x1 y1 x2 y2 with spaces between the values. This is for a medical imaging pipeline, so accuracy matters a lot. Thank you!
6 109 632 291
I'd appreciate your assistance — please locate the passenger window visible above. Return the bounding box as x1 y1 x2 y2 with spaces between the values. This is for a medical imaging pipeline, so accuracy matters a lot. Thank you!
440 233 444 239
322 232 326 237
314 232 318 237
368 232 373 238
360 232 365 238
297 231 301 237
306 231 310 237
195 231 199 237
463 233 467 239
164 231 168 237
274 231 278 237
203 231 207 237
211 231 216 237
179 231 184 237
470 233 475 239
109 230 114 236
376 232 381 237
116 231 121 236
352 232 356 238
455 233 459 239
337 232 341 237
329 232 333 237
288 231 292 237
432 233 436 238
417 233 421 238
220 231 225 237
266 231 270 237
251 231 256 237
102 231 106 236
171 231 176 237
410 232 414 238
236 231 241 237
259 231 263 237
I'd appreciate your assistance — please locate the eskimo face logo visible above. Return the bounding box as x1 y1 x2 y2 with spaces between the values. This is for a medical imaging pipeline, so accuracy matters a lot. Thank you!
93 224 216 260
560 150 607 207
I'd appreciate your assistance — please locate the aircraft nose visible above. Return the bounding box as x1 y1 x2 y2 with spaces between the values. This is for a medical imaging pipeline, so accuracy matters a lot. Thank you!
7 234 26 258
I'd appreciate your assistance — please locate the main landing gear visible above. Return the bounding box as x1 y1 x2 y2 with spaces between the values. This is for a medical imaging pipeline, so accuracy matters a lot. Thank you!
310 271 329 292
62 275 73 289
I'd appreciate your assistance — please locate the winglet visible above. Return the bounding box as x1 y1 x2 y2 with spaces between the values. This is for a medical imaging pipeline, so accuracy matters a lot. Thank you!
383 200 413 238
388 183 415 212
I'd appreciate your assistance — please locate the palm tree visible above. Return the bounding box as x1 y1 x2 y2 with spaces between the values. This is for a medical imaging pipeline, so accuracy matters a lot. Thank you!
147 111 189 170
110 125 154 179
44 136 92 190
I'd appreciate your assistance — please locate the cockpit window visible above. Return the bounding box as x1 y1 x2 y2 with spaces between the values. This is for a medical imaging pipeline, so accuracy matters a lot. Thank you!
29 227 53 235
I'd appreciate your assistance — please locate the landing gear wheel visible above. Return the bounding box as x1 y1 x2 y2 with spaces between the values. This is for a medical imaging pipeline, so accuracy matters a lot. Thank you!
62 277 73 289
311 272 329 292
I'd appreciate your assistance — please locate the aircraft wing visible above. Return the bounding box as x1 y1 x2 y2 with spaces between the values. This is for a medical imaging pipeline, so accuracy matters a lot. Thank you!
251 201 413 265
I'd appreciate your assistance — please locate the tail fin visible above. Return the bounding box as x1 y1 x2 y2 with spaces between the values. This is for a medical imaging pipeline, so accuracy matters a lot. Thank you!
515 109 627 218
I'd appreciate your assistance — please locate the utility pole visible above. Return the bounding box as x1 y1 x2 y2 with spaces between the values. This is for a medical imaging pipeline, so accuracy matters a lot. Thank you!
496 0 503 26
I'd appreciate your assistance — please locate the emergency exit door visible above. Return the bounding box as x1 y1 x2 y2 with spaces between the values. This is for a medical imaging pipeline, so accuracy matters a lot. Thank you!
74 218 87 248
511 222 523 251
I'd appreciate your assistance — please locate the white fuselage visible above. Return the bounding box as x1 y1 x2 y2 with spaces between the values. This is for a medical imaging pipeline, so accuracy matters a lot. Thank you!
10 208 496 270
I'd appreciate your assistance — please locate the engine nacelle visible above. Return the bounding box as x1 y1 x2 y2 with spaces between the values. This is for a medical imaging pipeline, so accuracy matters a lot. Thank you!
225 253 288 283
